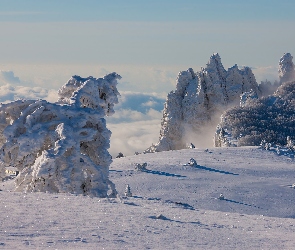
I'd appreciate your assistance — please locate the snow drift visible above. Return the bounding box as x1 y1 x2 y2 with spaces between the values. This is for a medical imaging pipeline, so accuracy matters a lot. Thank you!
0 73 121 197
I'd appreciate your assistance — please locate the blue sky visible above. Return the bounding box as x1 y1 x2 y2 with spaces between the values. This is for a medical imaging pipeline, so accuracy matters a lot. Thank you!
1 1 295 155
1 0 295 22
1 0 294 67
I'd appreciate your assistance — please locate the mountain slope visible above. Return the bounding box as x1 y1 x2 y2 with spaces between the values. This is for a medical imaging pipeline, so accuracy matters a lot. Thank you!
1 147 295 249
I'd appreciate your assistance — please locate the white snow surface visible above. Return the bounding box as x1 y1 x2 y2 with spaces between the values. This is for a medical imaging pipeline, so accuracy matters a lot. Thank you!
1 147 295 249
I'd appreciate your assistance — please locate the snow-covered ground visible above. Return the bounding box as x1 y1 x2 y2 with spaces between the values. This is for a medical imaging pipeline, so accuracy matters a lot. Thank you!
1 147 295 249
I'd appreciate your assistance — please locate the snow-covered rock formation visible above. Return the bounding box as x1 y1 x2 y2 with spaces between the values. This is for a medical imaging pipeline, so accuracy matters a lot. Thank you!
145 53 260 152
258 53 295 97
0 73 121 197
278 53 295 84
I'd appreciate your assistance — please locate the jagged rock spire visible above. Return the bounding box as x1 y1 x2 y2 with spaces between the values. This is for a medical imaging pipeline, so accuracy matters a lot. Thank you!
145 53 259 153
278 53 295 84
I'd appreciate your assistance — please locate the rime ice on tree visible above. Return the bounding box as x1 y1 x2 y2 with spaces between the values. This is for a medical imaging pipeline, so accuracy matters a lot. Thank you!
215 80 295 147
240 89 258 107
0 73 121 197
286 136 294 151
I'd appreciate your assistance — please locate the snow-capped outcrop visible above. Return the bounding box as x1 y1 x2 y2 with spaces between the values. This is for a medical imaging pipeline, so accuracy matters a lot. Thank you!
0 73 121 197
278 53 295 84
145 53 260 152
259 53 295 97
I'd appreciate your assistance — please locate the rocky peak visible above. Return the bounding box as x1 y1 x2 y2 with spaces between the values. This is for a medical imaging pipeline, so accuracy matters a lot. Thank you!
145 53 260 153
278 53 295 84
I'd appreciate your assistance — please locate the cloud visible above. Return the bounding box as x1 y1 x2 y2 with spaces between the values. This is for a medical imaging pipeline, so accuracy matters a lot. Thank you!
0 84 58 103
252 66 279 83
105 91 165 156
0 71 21 84
107 119 161 157
0 70 58 103
107 108 162 123
106 91 165 124
116 91 165 111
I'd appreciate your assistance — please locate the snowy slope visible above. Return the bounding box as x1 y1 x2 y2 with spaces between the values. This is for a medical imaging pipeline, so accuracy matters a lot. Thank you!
1 147 295 249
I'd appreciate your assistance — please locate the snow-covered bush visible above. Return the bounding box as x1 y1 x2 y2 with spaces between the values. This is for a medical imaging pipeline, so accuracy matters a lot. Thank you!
260 140 271 150
215 80 295 147
186 143 196 149
0 73 121 197
286 136 294 151
240 89 258 107
135 162 147 171
184 158 198 167
116 152 124 158
259 79 280 97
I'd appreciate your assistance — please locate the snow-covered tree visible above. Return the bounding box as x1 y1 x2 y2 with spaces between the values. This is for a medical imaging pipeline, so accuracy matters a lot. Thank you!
286 136 294 151
215 80 295 147
240 89 258 107
214 125 232 147
259 79 280 97
0 73 121 197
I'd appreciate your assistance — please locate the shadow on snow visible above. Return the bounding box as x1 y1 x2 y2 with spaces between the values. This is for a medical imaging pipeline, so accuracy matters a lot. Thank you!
196 165 239 176
223 198 262 209
142 169 186 178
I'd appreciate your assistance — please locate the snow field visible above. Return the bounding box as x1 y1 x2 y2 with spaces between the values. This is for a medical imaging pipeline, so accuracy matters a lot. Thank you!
1 147 294 249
